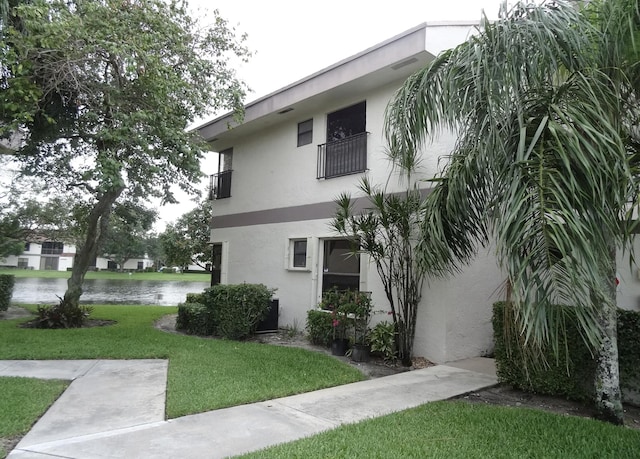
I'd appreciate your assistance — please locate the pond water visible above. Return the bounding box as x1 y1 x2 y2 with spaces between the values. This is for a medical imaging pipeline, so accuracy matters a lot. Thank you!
11 277 210 306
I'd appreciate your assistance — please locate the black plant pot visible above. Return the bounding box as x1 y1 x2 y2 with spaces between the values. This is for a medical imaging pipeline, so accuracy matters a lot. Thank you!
331 338 350 356
351 343 370 362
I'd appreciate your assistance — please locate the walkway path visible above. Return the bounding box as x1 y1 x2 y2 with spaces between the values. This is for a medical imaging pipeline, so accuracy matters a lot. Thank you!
2 358 496 458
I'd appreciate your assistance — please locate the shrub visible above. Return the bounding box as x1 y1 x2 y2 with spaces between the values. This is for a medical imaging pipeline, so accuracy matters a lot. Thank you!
186 292 205 304
316 288 373 343
202 283 275 340
176 302 213 336
306 309 333 346
369 321 397 362
0 274 15 312
492 301 640 403
618 309 640 403
33 298 93 329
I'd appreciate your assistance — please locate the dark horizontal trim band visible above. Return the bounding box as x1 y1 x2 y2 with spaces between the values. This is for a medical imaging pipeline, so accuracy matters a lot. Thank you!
212 188 432 229
213 199 365 229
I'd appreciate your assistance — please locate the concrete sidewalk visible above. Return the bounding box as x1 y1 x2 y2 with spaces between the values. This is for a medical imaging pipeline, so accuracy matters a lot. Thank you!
2 358 497 458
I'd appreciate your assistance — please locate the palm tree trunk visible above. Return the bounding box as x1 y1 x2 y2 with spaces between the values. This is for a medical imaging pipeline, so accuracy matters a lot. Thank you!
593 245 624 425
63 187 123 308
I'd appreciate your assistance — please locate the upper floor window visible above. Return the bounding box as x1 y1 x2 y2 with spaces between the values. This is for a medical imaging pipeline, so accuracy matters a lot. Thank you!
297 119 313 147
24 242 30 252
210 148 233 199
41 241 63 255
317 101 367 179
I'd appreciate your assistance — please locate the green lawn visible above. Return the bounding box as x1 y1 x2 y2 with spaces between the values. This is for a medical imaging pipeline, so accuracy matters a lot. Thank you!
0 377 68 458
0 268 210 282
4 306 638 459
241 401 640 459
0 305 364 454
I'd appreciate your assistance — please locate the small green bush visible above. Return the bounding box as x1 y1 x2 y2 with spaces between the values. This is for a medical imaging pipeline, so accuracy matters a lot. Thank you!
306 309 333 346
176 302 213 336
0 274 15 312
186 292 205 304
33 299 93 329
369 321 397 362
492 301 640 404
202 283 275 340
618 309 640 402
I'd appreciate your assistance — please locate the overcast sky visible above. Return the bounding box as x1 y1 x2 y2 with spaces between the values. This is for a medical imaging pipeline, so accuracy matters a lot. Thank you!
208 0 506 105
157 0 508 228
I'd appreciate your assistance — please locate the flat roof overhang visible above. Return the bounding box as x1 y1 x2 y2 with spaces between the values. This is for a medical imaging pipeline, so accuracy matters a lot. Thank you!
196 22 478 151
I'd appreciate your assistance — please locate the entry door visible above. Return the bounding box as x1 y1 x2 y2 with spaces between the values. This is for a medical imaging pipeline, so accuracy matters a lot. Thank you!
322 239 360 292
211 243 222 286
325 101 367 178
40 256 59 270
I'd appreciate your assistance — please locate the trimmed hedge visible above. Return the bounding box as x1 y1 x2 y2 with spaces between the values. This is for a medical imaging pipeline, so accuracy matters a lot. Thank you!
306 309 333 346
203 284 274 340
176 302 213 336
618 309 640 404
0 274 15 312
177 284 275 340
186 292 205 304
493 302 640 405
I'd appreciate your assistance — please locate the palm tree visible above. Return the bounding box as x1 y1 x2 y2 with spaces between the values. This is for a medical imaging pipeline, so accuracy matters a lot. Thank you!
385 0 639 425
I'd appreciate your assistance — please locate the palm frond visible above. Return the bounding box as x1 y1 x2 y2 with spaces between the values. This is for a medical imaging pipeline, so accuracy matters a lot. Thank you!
385 0 640 354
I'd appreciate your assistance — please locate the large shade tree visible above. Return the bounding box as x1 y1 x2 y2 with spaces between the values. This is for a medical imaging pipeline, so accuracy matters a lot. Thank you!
1 0 249 314
159 200 212 270
100 202 157 270
385 0 640 424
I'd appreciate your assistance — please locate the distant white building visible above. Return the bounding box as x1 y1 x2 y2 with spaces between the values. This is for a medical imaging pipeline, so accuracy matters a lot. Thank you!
1 241 153 272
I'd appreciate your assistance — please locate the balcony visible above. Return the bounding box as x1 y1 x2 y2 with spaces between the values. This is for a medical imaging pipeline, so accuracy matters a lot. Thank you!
41 242 63 255
209 170 233 200
317 132 368 179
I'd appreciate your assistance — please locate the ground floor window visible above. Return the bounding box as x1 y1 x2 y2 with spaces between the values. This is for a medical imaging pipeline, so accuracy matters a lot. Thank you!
286 238 310 270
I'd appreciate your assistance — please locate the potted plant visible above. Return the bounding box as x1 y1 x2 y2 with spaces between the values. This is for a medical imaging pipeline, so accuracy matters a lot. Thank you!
330 309 349 356
320 287 350 355
343 290 373 362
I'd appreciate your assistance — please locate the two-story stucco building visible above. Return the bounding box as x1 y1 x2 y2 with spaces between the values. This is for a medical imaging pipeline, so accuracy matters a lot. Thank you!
196 22 640 363
196 22 505 363
1 241 154 272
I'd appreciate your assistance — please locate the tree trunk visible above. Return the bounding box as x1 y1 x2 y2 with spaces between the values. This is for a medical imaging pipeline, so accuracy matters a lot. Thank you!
594 302 623 424
593 245 624 425
63 188 124 308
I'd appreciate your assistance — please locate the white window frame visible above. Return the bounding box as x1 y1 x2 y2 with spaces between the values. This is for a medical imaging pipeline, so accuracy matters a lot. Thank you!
285 237 312 271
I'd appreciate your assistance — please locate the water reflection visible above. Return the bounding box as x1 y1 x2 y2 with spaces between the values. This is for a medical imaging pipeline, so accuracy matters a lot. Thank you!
11 277 209 306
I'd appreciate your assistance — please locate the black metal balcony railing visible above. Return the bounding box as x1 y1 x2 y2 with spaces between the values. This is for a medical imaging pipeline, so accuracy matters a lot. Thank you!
317 132 368 179
209 170 233 200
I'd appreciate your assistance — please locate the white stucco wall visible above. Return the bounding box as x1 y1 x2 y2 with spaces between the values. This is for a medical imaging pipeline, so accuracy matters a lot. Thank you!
212 215 503 363
207 60 496 362
414 247 503 363
0 254 39 269
615 236 640 311
212 82 449 221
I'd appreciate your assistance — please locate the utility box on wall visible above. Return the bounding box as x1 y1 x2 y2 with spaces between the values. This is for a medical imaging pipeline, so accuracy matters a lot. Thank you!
256 299 279 333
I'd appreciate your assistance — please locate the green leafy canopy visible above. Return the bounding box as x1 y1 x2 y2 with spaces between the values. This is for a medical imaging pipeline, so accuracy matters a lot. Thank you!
1 0 250 203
